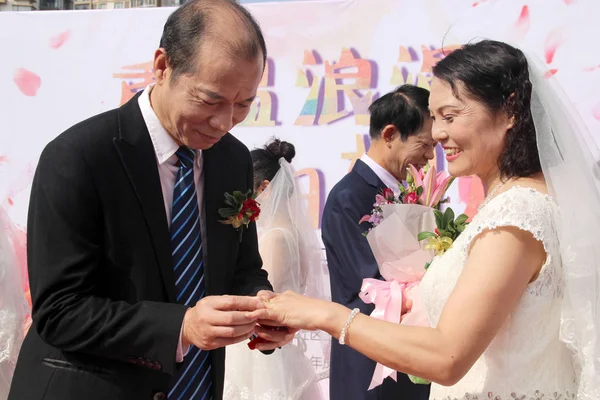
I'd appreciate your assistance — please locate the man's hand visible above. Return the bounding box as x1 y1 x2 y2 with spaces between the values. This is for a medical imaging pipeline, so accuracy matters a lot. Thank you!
182 295 266 351
252 324 298 351
249 290 298 351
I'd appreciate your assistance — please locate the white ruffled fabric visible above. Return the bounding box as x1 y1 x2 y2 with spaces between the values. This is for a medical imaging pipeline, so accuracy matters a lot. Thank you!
0 212 29 400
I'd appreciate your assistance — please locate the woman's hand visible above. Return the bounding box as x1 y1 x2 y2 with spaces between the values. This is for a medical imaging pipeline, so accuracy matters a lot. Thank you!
253 290 346 333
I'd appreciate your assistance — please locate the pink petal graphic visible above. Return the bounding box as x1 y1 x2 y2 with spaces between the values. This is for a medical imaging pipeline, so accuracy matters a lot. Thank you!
8 197 14 206
458 176 485 221
563 0 575 4
592 101 600 121
49 30 71 49
13 68 41 97
544 69 559 78
512 5 530 39
544 28 566 64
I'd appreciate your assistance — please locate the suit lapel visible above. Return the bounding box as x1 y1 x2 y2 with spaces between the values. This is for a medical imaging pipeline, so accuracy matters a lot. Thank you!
201 140 227 295
113 93 177 302
353 159 386 189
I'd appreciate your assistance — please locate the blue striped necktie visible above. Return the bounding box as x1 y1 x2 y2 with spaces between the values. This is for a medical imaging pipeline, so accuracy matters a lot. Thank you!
168 146 213 400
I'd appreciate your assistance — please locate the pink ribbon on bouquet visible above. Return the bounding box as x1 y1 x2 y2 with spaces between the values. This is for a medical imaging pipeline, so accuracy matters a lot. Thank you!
359 278 421 389
358 264 427 390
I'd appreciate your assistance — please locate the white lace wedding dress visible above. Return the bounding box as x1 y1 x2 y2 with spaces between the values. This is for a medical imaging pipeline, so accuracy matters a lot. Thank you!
420 186 577 400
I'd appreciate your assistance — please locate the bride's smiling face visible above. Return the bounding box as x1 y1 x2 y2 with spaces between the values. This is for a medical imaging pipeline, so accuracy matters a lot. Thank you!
429 77 514 180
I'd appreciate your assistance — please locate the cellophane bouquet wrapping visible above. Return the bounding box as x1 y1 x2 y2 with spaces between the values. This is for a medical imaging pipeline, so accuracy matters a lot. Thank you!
358 164 465 388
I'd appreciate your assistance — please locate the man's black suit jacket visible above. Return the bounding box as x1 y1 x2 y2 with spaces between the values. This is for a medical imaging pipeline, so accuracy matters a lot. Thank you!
322 159 430 400
8 93 272 400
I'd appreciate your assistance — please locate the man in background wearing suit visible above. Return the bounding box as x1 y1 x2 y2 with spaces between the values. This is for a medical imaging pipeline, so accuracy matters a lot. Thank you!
322 85 436 400
8 1 295 399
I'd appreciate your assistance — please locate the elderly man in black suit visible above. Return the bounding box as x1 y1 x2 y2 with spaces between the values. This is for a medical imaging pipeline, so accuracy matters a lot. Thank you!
8 1 294 399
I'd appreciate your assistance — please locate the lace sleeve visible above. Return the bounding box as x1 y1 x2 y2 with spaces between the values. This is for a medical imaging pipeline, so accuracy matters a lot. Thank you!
461 187 558 257
457 187 563 301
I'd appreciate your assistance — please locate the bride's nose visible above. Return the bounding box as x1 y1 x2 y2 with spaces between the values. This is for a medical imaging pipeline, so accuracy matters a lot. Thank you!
432 120 448 142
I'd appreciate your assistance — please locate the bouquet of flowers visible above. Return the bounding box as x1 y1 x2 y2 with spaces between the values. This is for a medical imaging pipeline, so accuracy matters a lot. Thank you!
357 163 467 388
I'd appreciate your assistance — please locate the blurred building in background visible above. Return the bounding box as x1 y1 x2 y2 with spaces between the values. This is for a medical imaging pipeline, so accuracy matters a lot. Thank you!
1 0 296 11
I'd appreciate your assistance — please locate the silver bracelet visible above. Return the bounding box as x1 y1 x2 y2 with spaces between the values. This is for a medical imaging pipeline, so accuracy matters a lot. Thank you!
339 308 360 345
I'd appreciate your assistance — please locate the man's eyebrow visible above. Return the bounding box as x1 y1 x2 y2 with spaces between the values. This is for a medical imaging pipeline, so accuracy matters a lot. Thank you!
196 88 225 100
195 88 256 103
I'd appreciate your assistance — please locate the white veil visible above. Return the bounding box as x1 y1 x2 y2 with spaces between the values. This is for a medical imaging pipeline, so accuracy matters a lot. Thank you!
526 53 600 399
0 212 29 399
255 157 331 380
256 158 331 301
223 158 330 400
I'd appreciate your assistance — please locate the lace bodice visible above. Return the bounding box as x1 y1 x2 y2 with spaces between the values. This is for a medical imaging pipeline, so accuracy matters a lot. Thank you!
420 187 577 399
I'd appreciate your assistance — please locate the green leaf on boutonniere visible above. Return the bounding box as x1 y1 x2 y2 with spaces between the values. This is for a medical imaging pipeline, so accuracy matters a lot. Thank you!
224 192 237 207
218 208 238 218
232 191 244 201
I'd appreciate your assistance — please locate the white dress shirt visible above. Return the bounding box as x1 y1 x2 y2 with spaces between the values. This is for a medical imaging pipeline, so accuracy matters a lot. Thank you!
138 85 204 226
360 154 401 195
138 84 196 362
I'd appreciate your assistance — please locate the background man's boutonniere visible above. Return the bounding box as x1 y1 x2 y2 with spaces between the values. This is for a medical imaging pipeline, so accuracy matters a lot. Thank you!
218 190 261 242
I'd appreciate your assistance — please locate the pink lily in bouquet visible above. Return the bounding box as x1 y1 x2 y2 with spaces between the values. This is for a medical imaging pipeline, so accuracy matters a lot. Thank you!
402 163 454 208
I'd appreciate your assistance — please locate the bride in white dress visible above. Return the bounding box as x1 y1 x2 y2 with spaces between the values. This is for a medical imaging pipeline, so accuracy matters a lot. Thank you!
252 41 600 400
0 210 30 400
224 139 330 400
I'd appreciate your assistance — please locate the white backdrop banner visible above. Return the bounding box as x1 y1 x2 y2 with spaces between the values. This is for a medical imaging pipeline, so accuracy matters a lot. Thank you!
1 0 600 393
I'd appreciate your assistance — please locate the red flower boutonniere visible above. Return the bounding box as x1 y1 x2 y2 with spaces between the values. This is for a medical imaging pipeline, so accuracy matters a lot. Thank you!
218 190 261 242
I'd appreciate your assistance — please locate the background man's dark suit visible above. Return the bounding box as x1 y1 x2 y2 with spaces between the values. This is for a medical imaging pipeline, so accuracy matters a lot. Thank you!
8 93 272 400
322 159 430 400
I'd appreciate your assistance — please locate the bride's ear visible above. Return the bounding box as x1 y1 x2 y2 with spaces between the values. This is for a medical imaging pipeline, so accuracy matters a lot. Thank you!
258 180 270 194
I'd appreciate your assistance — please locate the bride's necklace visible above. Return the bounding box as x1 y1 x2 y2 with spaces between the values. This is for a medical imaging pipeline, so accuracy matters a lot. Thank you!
478 178 512 211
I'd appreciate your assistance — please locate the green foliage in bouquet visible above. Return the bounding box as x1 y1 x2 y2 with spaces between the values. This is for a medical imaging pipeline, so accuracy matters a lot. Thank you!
417 208 469 269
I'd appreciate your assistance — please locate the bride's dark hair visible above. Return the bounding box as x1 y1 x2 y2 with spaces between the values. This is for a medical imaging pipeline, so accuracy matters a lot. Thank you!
250 138 296 191
432 40 541 179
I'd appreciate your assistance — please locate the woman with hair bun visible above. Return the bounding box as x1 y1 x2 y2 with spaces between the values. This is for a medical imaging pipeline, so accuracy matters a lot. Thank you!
224 138 330 400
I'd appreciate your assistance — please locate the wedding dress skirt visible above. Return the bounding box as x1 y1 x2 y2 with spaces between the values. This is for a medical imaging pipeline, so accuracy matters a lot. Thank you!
224 339 319 400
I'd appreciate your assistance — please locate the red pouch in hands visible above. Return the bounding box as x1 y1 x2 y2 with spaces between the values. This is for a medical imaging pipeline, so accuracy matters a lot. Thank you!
247 334 268 350
247 326 288 350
